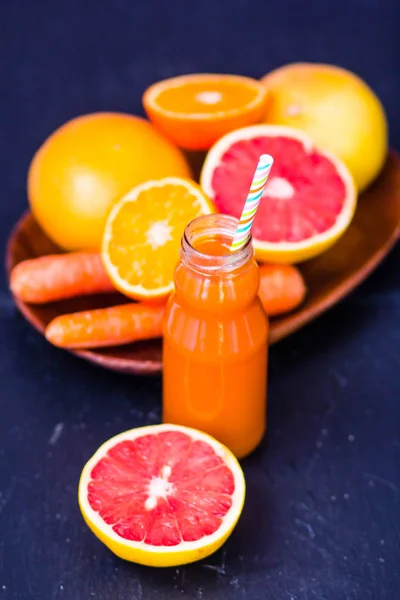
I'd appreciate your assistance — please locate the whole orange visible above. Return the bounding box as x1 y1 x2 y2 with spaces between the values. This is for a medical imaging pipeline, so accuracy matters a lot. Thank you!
28 113 191 250
261 63 387 191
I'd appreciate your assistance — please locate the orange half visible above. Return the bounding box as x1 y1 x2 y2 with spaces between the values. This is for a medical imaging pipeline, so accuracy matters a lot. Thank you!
102 177 215 300
143 74 268 150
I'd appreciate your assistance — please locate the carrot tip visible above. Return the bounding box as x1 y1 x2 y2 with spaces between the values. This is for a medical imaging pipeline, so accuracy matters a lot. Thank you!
45 321 63 347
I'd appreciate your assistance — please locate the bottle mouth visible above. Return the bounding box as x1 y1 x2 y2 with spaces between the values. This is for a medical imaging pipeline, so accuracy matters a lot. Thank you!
181 214 253 273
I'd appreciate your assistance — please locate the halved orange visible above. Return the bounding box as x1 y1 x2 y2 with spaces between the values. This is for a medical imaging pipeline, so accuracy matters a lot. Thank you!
102 177 215 300
143 74 268 150
78 423 246 567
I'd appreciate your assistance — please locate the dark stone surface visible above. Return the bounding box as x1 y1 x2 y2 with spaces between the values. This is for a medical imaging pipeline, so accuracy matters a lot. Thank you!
1 1 399 598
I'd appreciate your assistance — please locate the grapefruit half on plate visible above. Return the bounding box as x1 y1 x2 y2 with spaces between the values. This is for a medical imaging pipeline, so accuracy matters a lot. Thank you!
79 424 246 567
201 125 357 263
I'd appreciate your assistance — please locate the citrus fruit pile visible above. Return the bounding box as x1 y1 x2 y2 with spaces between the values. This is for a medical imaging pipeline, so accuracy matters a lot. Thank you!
13 63 388 352
26 66 387 294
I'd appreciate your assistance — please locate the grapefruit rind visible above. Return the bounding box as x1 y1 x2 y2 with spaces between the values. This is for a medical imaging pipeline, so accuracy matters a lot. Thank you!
200 125 357 263
143 73 268 121
101 177 215 300
78 423 246 567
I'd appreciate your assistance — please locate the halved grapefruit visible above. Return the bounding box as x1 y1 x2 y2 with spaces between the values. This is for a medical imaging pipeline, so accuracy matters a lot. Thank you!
201 125 357 263
79 424 246 567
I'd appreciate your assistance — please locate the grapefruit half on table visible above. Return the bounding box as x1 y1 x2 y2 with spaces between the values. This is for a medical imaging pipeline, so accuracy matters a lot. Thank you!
79 424 246 567
200 125 357 263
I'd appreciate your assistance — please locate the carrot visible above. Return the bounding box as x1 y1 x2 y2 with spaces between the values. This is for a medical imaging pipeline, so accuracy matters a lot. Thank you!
45 302 166 349
10 252 115 304
258 264 306 316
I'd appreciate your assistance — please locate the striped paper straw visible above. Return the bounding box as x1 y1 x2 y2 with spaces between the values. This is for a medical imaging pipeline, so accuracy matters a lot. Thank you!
230 154 274 252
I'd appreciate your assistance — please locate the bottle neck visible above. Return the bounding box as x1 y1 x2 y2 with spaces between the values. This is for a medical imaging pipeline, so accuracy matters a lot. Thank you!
176 214 259 313
180 214 253 277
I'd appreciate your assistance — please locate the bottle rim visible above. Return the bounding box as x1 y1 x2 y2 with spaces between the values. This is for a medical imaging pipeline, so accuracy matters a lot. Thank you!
181 214 253 274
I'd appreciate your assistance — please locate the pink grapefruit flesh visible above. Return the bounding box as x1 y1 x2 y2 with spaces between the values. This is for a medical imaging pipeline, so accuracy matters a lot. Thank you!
201 125 357 263
79 424 246 567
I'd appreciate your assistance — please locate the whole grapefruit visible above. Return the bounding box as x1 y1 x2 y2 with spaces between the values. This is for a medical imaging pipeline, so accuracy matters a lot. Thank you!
28 113 191 250
261 63 387 191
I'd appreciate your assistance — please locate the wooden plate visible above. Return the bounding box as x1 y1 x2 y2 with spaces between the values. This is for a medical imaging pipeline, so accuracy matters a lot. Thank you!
6 152 400 375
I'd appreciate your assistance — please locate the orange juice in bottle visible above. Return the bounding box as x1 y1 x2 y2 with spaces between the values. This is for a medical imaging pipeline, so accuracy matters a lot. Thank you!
163 214 269 458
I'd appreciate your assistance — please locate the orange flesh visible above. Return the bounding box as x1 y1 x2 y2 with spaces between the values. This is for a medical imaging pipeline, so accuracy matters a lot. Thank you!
105 181 212 296
157 81 258 114
163 237 269 458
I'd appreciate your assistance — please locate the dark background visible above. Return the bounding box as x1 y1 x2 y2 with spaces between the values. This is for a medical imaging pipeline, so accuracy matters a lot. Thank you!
1 1 399 599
